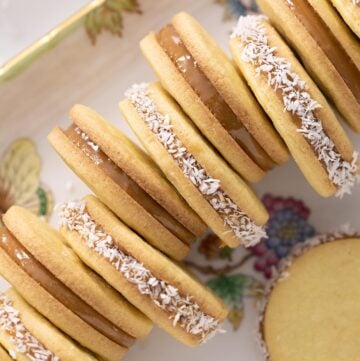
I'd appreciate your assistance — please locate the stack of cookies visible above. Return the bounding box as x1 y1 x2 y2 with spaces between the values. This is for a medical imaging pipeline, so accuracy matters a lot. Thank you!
0 2 359 360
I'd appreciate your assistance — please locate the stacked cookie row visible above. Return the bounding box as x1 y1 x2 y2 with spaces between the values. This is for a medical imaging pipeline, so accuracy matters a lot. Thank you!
0 2 359 360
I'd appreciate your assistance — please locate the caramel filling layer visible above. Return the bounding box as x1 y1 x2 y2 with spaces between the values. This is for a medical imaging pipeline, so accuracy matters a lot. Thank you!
64 124 194 246
157 24 275 171
0 227 135 348
290 0 360 102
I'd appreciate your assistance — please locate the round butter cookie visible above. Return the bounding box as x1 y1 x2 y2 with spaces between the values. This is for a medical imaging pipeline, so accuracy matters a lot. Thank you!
48 104 207 260
140 11 288 183
257 0 360 133
230 15 359 198
0 206 152 361
59 195 228 347
0 288 97 361
330 0 360 38
260 234 360 361
120 82 269 248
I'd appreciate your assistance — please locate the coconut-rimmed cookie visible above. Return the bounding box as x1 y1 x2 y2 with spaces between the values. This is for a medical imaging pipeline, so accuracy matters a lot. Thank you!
330 0 360 38
230 15 359 198
258 230 360 361
257 0 360 133
0 288 97 361
48 104 207 260
0 206 152 361
120 82 269 248
140 12 288 183
59 195 228 347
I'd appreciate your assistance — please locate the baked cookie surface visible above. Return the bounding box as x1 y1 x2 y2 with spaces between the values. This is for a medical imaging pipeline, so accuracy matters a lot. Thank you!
330 0 360 37
263 236 360 361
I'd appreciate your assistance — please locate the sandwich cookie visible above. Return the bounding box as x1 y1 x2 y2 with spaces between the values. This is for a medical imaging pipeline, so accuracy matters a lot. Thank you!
259 232 360 361
230 15 359 197
0 206 152 361
0 288 97 361
59 195 228 347
120 82 269 248
330 0 360 38
256 0 360 133
140 11 288 183
48 104 207 261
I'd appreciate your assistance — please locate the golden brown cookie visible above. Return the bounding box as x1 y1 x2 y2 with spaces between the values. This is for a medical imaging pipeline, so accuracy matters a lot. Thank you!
48 104 207 260
261 234 360 361
120 82 269 248
230 15 359 197
140 12 288 183
0 288 97 361
59 195 228 347
0 206 152 361
257 0 360 133
330 0 360 38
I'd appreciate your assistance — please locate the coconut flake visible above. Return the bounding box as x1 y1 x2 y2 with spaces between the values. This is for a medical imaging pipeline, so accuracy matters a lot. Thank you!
125 83 267 247
73 127 102 165
59 201 224 344
231 15 359 198
0 293 60 361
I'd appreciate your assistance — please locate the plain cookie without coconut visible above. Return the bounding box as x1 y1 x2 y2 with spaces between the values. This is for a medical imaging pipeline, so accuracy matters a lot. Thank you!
59 195 228 347
230 15 358 197
330 0 360 38
262 237 360 361
257 0 360 133
120 82 269 248
140 12 288 183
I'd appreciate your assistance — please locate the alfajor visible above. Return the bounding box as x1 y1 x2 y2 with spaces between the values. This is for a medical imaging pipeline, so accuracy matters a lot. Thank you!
0 206 152 361
257 0 360 133
330 0 360 38
120 82 269 248
140 11 288 183
48 104 207 260
0 288 97 361
230 15 359 198
260 234 360 361
59 195 228 347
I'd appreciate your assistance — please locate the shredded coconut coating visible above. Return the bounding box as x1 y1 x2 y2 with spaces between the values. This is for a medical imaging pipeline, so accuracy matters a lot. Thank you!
125 83 267 247
231 15 359 198
59 201 223 344
352 0 360 5
0 294 60 361
73 127 103 165
257 225 360 360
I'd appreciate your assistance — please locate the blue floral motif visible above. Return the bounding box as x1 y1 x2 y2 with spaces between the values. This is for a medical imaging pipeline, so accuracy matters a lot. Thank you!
216 0 259 19
250 194 316 278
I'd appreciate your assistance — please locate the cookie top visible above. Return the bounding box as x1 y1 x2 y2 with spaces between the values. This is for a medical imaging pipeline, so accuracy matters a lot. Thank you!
262 234 360 360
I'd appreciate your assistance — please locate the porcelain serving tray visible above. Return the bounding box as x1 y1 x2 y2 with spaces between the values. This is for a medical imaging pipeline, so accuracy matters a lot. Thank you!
0 1 359 360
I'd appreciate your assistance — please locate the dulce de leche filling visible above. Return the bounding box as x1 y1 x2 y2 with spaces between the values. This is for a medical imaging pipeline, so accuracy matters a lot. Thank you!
0 227 135 348
290 0 360 102
157 24 275 171
64 124 194 246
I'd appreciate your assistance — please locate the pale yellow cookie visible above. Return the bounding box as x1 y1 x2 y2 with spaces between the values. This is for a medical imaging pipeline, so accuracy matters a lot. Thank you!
0 288 97 361
140 12 288 183
120 82 269 248
0 344 12 361
257 0 360 133
59 195 228 347
0 206 153 361
230 15 358 197
48 104 205 260
263 237 360 361
330 0 360 38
